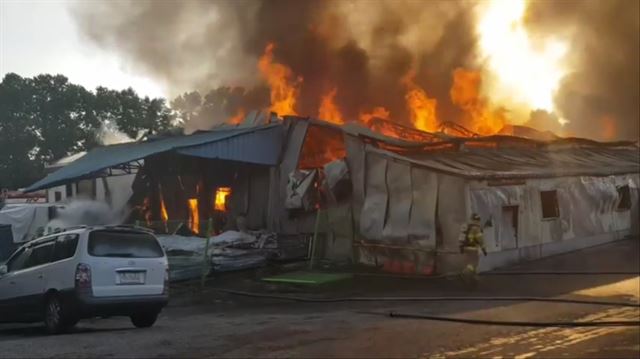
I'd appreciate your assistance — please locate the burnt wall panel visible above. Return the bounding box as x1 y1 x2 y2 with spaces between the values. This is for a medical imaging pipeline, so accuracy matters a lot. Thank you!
360 153 388 241
382 160 412 241
246 168 271 229
274 120 308 233
437 174 468 252
344 134 366 222
408 167 438 249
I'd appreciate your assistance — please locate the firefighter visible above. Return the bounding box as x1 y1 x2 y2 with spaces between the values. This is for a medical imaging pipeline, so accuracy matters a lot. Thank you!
458 213 488 283
459 213 488 255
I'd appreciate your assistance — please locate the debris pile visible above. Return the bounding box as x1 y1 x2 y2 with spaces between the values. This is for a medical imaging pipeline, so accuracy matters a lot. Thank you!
157 230 282 281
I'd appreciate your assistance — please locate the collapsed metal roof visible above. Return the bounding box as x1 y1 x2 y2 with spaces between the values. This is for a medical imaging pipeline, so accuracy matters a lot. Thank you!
25 124 283 192
369 144 640 179
24 114 640 192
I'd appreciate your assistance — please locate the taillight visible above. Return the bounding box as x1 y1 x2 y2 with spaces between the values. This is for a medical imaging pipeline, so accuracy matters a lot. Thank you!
75 263 92 292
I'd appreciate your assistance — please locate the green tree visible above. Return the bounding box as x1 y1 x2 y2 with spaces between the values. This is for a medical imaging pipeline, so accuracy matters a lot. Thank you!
0 73 176 189
95 87 173 139
30 74 99 164
0 73 41 188
171 87 268 131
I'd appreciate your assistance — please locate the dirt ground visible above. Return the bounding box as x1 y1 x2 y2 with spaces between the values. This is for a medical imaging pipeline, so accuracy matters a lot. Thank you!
1 239 639 358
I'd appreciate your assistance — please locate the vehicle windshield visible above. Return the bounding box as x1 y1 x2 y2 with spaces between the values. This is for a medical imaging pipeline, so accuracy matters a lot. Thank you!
88 230 164 258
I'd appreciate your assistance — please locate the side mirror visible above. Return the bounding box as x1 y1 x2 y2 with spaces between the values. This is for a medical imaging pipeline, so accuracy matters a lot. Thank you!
0 265 7 276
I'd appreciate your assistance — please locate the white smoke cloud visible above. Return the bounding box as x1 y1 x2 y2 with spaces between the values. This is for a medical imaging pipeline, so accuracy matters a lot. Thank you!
98 121 135 145
46 199 129 232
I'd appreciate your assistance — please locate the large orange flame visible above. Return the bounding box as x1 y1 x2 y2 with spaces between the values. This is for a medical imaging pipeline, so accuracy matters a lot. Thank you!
450 68 505 135
359 106 390 124
214 187 231 211
318 87 344 124
258 43 301 116
403 70 438 133
187 198 199 234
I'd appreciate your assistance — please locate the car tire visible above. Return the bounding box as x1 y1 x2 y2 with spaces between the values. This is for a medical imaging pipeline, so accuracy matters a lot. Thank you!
44 294 73 334
130 311 159 328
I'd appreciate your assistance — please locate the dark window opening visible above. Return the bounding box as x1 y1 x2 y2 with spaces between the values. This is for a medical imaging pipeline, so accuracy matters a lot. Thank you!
54 191 62 202
617 185 631 211
65 184 73 197
501 206 519 250
540 190 559 219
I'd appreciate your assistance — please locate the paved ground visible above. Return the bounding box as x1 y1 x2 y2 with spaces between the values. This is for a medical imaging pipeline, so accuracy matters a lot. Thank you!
1 239 639 358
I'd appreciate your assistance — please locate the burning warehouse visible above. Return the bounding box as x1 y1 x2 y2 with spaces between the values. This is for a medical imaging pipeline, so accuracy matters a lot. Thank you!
25 112 639 275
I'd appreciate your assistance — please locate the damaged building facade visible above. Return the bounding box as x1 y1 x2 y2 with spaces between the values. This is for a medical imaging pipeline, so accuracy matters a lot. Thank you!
25 114 640 275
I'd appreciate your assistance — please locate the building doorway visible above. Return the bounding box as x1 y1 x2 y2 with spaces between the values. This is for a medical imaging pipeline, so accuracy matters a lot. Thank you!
501 206 519 249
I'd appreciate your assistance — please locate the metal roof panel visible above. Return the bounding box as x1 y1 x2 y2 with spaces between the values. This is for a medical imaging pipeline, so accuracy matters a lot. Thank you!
25 124 282 192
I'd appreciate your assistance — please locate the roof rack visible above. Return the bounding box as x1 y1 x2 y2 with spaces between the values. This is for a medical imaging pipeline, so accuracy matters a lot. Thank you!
60 225 88 232
106 224 155 233
44 225 88 235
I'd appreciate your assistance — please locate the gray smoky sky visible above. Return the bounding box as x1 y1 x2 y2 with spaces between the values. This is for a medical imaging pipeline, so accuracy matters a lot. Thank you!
72 0 638 140
526 0 639 140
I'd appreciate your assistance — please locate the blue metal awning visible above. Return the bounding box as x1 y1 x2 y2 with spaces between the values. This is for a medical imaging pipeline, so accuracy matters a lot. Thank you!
176 123 283 165
25 124 284 192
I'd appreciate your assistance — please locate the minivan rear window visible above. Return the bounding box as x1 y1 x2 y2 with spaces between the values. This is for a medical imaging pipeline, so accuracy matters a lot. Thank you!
88 231 164 258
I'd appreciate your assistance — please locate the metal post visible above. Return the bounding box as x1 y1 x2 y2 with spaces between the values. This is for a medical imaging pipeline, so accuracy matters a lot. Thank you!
309 209 322 270
200 218 213 289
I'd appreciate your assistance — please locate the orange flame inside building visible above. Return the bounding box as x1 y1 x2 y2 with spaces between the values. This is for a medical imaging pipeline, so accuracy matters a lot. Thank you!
187 198 199 234
160 196 169 224
403 70 438 133
318 87 344 125
258 43 301 116
214 187 232 211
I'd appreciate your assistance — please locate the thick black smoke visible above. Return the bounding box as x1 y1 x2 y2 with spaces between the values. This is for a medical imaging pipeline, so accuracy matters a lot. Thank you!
72 0 638 140
72 0 474 130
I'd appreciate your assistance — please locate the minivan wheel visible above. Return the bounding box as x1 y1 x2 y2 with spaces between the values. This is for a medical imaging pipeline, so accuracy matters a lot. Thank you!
44 294 73 334
130 310 159 328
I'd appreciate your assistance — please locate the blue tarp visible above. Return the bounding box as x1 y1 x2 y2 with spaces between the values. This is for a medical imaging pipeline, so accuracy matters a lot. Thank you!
25 124 284 192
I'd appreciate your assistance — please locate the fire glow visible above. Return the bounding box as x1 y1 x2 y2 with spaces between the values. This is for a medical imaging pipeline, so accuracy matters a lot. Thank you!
247 41 523 137
258 43 301 117
318 88 344 125
225 0 571 138
403 69 438 133
187 198 199 234
160 195 169 224
228 108 245 125
214 187 231 211
475 0 568 118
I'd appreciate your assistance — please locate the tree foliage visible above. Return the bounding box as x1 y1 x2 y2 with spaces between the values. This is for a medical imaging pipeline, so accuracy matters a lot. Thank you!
0 73 175 189
171 86 268 131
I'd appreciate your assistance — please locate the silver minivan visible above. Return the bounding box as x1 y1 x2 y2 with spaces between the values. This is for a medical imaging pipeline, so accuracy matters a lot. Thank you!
0 226 169 334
